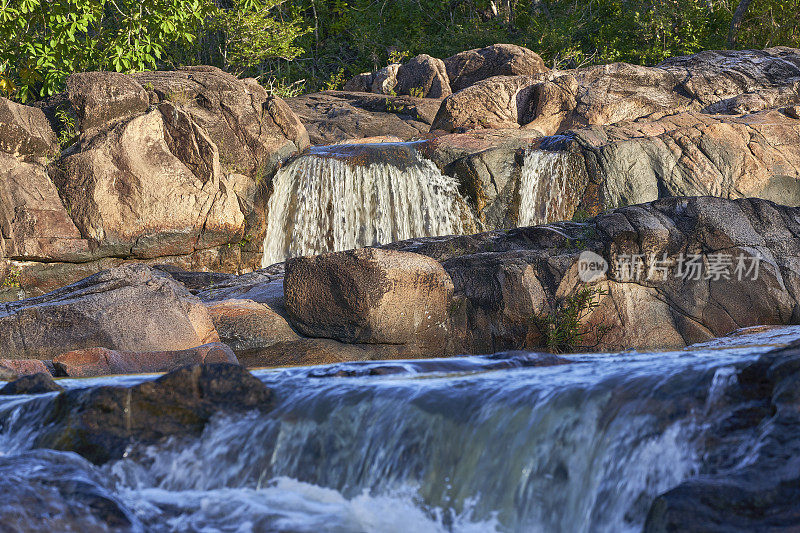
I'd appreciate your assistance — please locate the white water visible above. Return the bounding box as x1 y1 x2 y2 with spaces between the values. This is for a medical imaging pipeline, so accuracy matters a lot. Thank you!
261 147 474 266
518 150 573 227
4 327 798 532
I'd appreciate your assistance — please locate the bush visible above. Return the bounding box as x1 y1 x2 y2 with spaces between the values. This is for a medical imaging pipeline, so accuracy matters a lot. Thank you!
533 284 610 354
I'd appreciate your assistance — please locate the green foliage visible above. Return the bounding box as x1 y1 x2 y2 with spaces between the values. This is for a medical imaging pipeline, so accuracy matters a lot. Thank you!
0 0 212 101
1 266 21 289
208 0 309 77
408 86 424 98
533 284 610 354
323 66 346 90
54 107 78 148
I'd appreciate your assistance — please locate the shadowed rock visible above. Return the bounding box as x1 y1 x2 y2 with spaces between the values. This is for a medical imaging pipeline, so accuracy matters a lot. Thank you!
35 363 273 464
0 374 63 395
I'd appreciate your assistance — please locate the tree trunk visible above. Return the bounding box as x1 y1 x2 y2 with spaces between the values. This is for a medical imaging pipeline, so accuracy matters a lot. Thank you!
727 0 754 48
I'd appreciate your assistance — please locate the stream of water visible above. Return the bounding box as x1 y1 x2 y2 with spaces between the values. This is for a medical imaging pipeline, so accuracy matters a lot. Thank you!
2 327 796 532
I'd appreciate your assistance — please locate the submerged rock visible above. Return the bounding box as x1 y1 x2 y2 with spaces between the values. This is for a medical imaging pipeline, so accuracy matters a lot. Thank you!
644 339 800 531
0 450 142 531
36 363 273 464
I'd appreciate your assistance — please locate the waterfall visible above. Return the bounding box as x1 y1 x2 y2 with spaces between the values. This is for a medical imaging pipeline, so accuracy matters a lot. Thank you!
261 144 475 266
518 150 574 227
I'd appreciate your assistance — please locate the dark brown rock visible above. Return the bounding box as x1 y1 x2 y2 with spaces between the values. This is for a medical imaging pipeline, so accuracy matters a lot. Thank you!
0 373 62 395
36 363 273 464
0 359 52 379
445 44 549 92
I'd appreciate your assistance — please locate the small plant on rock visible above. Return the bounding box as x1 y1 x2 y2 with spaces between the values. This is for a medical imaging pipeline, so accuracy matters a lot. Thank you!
409 86 425 98
533 284 611 354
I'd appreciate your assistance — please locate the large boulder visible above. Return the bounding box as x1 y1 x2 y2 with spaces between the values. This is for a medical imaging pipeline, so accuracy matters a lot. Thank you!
0 373 62 395
0 264 219 360
0 359 52 381
284 247 454 351
445 44 549 92
388 196 800 354
395 54 452 98
0 97 58 158
35 363 273 464
133 66 307 177
432 75 544 131
65 71 149 132
51 103 246 259
52 342 238 377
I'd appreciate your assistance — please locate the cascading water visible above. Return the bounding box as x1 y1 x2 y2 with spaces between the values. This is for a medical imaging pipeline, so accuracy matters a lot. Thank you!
261 143 475 266
2 328 796 532
518 149 574 227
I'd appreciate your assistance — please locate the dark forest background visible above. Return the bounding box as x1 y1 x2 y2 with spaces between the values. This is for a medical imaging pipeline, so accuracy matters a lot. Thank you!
1 0 798 101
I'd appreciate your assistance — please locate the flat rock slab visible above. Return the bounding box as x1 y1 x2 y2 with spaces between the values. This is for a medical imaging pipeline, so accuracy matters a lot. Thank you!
52 342 238 377
0 264 219 360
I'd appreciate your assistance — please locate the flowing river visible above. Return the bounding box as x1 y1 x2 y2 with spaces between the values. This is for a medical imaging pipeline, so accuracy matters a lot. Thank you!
1 327 796 533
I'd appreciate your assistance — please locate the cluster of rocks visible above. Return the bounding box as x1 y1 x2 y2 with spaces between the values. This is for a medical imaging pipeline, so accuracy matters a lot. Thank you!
2 45 800 300
1 196 798 380
1 66 308 300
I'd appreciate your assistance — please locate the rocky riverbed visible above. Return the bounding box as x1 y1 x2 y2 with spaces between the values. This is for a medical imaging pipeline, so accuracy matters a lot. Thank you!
1 43 800 531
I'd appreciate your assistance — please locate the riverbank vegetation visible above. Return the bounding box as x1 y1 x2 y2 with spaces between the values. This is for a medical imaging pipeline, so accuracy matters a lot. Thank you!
1 0 798 101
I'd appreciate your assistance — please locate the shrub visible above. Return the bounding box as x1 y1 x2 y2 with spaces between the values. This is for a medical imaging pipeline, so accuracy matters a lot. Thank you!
533 284 611 354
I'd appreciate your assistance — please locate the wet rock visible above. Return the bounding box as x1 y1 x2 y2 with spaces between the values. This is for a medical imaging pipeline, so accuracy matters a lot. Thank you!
0 373 63 395
36 363 273 464
644 340 800 531
445 44 549 92
65 71 149 132
0 97 58 158
395 54 451 98
785 105 800 119
284 247 454 351
0 450 141 531
0 264 219 360
53 342 238 378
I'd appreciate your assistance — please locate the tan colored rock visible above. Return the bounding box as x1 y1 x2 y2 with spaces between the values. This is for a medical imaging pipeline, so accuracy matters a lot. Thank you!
205 298 301 355
521 74 579 135
0 264 219 360
53 104 245 259
0 152 90 262
371 64 400 95
284 248 454 350
265 96 310 152
65 71 149 132
0 97 57 158
432 75 543 131
0 359 51 380
53 342 238 377
445 44 549 92
396 54 451 98
133 66 305 177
